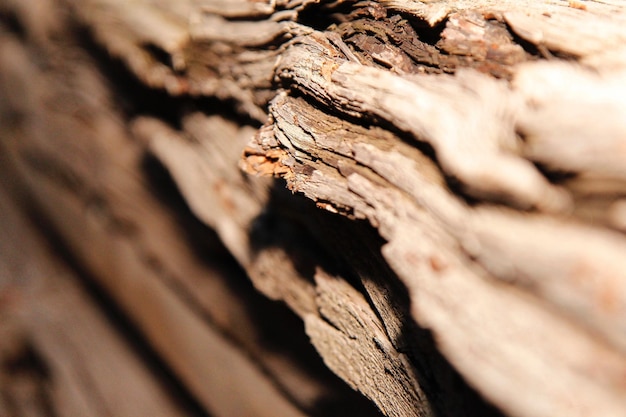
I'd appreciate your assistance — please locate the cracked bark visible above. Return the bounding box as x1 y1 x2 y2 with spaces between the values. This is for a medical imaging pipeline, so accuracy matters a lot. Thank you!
2 1 626 417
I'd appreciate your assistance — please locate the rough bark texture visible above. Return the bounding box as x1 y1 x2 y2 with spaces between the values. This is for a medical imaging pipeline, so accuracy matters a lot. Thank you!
2 1 626 417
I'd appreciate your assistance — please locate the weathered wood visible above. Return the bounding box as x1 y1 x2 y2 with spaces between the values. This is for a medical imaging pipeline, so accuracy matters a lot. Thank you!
2 1 626 417
0 8 383 417
0 185 201 417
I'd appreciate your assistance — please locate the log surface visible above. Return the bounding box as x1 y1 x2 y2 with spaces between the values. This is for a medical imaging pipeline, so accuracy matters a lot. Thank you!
2 1 626 417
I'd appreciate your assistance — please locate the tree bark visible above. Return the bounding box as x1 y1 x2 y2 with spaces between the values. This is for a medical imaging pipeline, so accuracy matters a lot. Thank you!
2 1 626 417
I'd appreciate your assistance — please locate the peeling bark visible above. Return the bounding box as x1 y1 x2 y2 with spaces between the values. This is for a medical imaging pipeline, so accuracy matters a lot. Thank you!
2 1 626 417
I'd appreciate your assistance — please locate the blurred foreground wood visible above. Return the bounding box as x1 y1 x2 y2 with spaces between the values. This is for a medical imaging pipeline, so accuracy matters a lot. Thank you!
2 1 626 417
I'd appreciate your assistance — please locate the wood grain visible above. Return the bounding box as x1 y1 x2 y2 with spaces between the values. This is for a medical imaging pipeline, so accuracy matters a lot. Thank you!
2 1 626 416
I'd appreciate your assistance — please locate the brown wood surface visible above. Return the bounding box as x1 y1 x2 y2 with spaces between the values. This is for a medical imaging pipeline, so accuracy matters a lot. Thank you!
2 1 626 417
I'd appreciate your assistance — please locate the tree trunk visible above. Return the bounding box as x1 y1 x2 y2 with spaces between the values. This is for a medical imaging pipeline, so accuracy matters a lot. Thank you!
2 1 626 417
